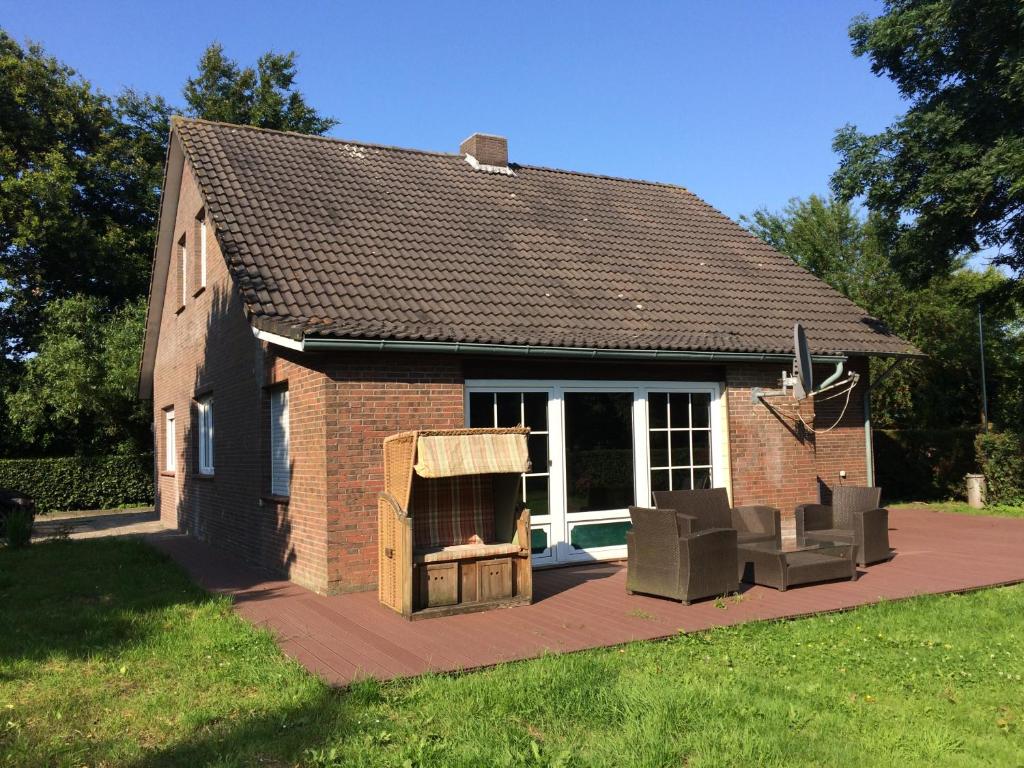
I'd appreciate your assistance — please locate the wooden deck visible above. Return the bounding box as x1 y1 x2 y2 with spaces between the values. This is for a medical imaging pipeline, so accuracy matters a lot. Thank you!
148 507 1024 687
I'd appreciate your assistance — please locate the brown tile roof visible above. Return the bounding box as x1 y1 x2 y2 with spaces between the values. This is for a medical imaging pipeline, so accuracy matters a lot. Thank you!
174 118 918 358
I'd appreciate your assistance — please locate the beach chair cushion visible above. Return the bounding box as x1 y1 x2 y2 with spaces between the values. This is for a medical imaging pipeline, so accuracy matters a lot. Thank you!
412 475 496 548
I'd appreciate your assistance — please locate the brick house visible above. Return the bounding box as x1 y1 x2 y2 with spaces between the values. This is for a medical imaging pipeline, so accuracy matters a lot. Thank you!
139 118 917 595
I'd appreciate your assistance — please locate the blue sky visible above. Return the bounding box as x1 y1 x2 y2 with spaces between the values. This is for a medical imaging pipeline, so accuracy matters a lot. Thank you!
2 0 905 221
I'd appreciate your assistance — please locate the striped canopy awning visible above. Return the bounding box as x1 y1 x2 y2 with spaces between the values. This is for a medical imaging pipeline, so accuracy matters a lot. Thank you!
414 431 530 478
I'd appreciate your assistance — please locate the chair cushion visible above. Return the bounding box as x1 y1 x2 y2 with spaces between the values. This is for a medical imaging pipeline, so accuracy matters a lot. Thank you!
411 475 495 548
414 542 522 564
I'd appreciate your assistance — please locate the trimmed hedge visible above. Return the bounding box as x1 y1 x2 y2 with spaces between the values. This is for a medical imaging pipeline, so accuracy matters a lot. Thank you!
975 431 1024 505
873 428 978 501
0 453 153 514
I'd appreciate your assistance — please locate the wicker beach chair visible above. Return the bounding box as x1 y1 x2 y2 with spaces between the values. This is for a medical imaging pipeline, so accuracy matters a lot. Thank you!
378 428 533 619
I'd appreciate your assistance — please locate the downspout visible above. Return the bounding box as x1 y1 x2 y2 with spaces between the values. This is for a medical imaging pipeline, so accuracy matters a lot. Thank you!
818 360 845 391
863 358 907 488
864 392 874 487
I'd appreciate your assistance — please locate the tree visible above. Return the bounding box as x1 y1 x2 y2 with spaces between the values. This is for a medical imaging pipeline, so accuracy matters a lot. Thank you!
184 43 337 135
0 31 170 359
831 0 1024 288
1 31 337 457
744 196 1024 431
7 295 150 454
741 195 904 311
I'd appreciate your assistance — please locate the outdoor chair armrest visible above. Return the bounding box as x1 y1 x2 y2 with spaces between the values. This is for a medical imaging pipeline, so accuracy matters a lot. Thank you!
852 506 888 536
795 503 833 531
681 526 737 545
851 507 891 564
675 512 700 535
731 505 781 536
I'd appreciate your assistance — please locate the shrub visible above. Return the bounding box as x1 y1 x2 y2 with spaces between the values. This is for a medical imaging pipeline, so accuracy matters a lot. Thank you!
975 431 1024 506
873 428 978 501
0 454 153 514
4 507 33 548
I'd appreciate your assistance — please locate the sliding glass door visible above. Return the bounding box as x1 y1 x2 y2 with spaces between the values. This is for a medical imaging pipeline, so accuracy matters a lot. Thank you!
465 381 725 566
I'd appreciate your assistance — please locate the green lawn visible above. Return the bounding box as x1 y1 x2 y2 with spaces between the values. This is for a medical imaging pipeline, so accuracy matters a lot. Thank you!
2 539 1023 767
891 500 1024 518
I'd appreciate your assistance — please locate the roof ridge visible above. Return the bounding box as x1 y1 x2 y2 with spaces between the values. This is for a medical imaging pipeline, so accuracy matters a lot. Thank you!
514 161 695 193
175 116 707 194
172 116 464 160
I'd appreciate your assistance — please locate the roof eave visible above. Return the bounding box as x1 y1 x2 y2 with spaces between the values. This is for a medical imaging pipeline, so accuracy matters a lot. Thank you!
253 328 862 363
137 128 185 400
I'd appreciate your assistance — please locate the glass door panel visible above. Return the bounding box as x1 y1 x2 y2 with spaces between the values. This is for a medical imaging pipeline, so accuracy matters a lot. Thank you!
466 389 554 564
563 391 635 558
564 392 635 513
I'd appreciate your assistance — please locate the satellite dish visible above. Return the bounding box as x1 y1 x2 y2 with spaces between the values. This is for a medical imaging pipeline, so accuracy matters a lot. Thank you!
793 323 813 400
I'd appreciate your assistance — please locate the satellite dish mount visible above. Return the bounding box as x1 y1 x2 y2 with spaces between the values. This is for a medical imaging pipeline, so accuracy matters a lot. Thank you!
751 322 857 404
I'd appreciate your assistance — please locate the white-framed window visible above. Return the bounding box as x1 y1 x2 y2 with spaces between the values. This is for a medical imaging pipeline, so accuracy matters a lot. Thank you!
197 395 214 475
199 216 208 289
464 379 727 566
164 408 176 471
270 388 290 496
646 391 714 496
179 239 188 305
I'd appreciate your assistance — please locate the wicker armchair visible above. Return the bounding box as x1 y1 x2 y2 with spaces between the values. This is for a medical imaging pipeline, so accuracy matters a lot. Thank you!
626 506 738 604
653 488 780 545
796 486 891 566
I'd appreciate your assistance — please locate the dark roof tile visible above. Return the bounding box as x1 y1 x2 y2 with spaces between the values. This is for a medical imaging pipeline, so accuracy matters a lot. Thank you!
175 118 917 357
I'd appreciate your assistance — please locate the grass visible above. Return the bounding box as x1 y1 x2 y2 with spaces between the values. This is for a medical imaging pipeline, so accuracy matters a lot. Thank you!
2 539 1023 767
891 500 1024 519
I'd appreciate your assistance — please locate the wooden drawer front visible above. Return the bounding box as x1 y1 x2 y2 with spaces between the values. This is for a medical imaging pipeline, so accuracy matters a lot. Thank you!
419 563 458 608
478 557 513 602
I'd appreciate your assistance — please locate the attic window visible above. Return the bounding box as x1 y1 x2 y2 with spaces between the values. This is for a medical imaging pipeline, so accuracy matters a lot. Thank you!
178 235 187 309
197 211 208 292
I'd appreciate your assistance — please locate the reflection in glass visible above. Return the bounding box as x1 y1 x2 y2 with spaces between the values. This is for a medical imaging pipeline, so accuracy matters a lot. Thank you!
523 392 548 431
691 392 711 428
530 527 548 554
649 430 669 467
692 431 711 466
525 475 549 516
496 392 521 427
650 469 670 494
669 393 690 428
693 467 712 489
648 392 667 428
527 434 547 474
570 521 632 549
468 392 493 427
565 392 635 512
670 430 691 467
671 468 692 491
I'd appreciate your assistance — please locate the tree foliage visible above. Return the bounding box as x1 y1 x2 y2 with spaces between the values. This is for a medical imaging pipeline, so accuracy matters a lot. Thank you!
0 31 169 358
184 43 337 134
744 196 1024 431
0 31 336 457
831 0 1024 287
7 295 150 454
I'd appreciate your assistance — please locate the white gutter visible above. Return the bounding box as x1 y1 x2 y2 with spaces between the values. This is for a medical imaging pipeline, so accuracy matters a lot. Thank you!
252 327 304 351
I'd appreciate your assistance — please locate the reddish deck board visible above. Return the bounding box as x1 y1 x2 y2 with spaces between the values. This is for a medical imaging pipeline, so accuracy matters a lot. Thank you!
148 508 1024 687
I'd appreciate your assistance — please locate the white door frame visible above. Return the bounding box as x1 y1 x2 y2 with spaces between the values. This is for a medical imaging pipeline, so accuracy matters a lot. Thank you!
464 379 727 566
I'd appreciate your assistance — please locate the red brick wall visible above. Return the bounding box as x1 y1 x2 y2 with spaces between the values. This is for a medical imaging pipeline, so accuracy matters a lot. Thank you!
151 161 330 592
315 353 464 593
726 359 869 535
